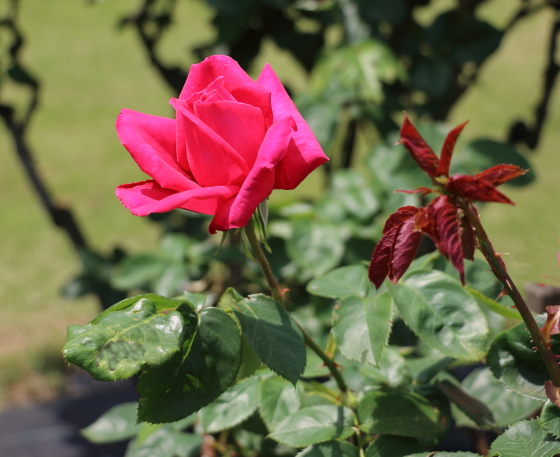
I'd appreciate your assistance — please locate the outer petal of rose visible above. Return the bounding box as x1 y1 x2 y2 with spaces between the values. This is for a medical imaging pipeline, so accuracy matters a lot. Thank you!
116 179 239 216
171 98 250 188
194 100 265 169
257 64 328 190
208 117 293 234
179 55 273 128
116 109 198 192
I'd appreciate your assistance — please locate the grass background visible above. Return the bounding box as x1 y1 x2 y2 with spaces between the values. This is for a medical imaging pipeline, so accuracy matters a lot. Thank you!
0 0 558 406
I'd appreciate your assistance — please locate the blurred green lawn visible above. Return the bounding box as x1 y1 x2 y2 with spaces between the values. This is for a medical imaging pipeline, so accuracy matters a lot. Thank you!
0 0 559 406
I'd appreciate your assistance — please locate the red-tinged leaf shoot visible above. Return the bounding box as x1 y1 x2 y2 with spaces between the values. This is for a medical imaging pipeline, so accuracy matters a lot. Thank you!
436 120 469 177
459 213 476 261
474 164 528 187
395 187 434 197
418 197 449 260
388 217 423 284
400 114 439 178
369 226 399 289
433 196 465 284
541 305 560 344
382 206 419 234
446 175 514 205
545 380 560 408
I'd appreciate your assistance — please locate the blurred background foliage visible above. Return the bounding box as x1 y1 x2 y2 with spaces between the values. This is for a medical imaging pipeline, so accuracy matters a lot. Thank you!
1 0 560 408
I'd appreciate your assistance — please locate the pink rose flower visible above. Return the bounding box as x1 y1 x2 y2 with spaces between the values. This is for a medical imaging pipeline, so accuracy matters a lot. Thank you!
116 55 328 233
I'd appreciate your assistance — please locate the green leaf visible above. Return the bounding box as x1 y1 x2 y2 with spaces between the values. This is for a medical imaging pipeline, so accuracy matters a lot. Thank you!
307 265 369 299
538 402 560 439
233 294 305 384
63 297 191 381
218 287 244 311
270 406 355 447
331 170 380 222
200 376 259 433
387 269 489 360
125 427 200 457
357 388 445 438
137 308 242 423
487 315 548 401
111 254 163 290
456 368 542 428
235 336 262 382
91 294 188 323
365 435 426 457
81 402 140 443
438 380 494 428
286 221 345 278
258 375 302 430
360 346 411 388
465 287 522 320
332 293 392 364
406 453 481 457
299 441 359 457
489 420 560 457
174 291 206 310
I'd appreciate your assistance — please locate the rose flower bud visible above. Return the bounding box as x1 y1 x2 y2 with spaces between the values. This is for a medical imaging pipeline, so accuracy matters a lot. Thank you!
115 55 328 233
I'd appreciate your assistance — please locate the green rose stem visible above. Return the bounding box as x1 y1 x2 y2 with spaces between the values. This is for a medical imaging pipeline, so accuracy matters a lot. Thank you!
461 201 560 387
243 222 349 394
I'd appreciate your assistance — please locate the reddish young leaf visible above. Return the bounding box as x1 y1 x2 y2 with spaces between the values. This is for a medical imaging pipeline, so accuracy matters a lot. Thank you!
400 115 439 177
383 206 419 234
459 213 476 261
388 217 423 284
541 305 560 344
545 381 560 408
474 164 528 187
395 187 433 197
433 196 465 284
436 120 468 177
369 226 399 289
446 175 514 204
417 197 448 259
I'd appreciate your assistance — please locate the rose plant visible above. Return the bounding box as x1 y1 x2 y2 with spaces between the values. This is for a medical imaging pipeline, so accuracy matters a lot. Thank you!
64 58 560 457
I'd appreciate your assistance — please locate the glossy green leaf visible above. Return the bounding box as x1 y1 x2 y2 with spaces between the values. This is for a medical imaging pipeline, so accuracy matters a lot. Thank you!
465 287 522 320
406 453 480 457
487 316 548 401
286 221 345 278
233 294 305 384
64 297 190 382
258 375 302 430
332 293 392 364
455 368 541 428
81 402 140 443
174 291 206 310
137 308 242 423
270 406 355 447
365 435 426 457
538 402 560 439
235 336 262 382
200 376 259 433
299 441 359 457
357 388 444 438
307 265 369 299
387 269 489 360
489 420 560 457
360 346 411 388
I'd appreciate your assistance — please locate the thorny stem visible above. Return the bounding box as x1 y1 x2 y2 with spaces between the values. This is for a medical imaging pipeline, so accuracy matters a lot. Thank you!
460 202 560 387
243 222 349 394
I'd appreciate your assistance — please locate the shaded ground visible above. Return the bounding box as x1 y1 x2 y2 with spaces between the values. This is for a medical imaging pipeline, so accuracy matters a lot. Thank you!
0 374 137 457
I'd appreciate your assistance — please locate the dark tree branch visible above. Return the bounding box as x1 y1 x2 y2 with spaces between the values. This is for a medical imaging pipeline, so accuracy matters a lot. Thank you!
122 0 187 94
508 15 560 149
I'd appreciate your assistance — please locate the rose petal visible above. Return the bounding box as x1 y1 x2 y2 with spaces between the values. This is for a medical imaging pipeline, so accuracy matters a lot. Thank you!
179 55 273 128
257 64 328 190
171 98 250 188
116 179 239 216
194 100 265 169
208 116 293 233
116 109 198 192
